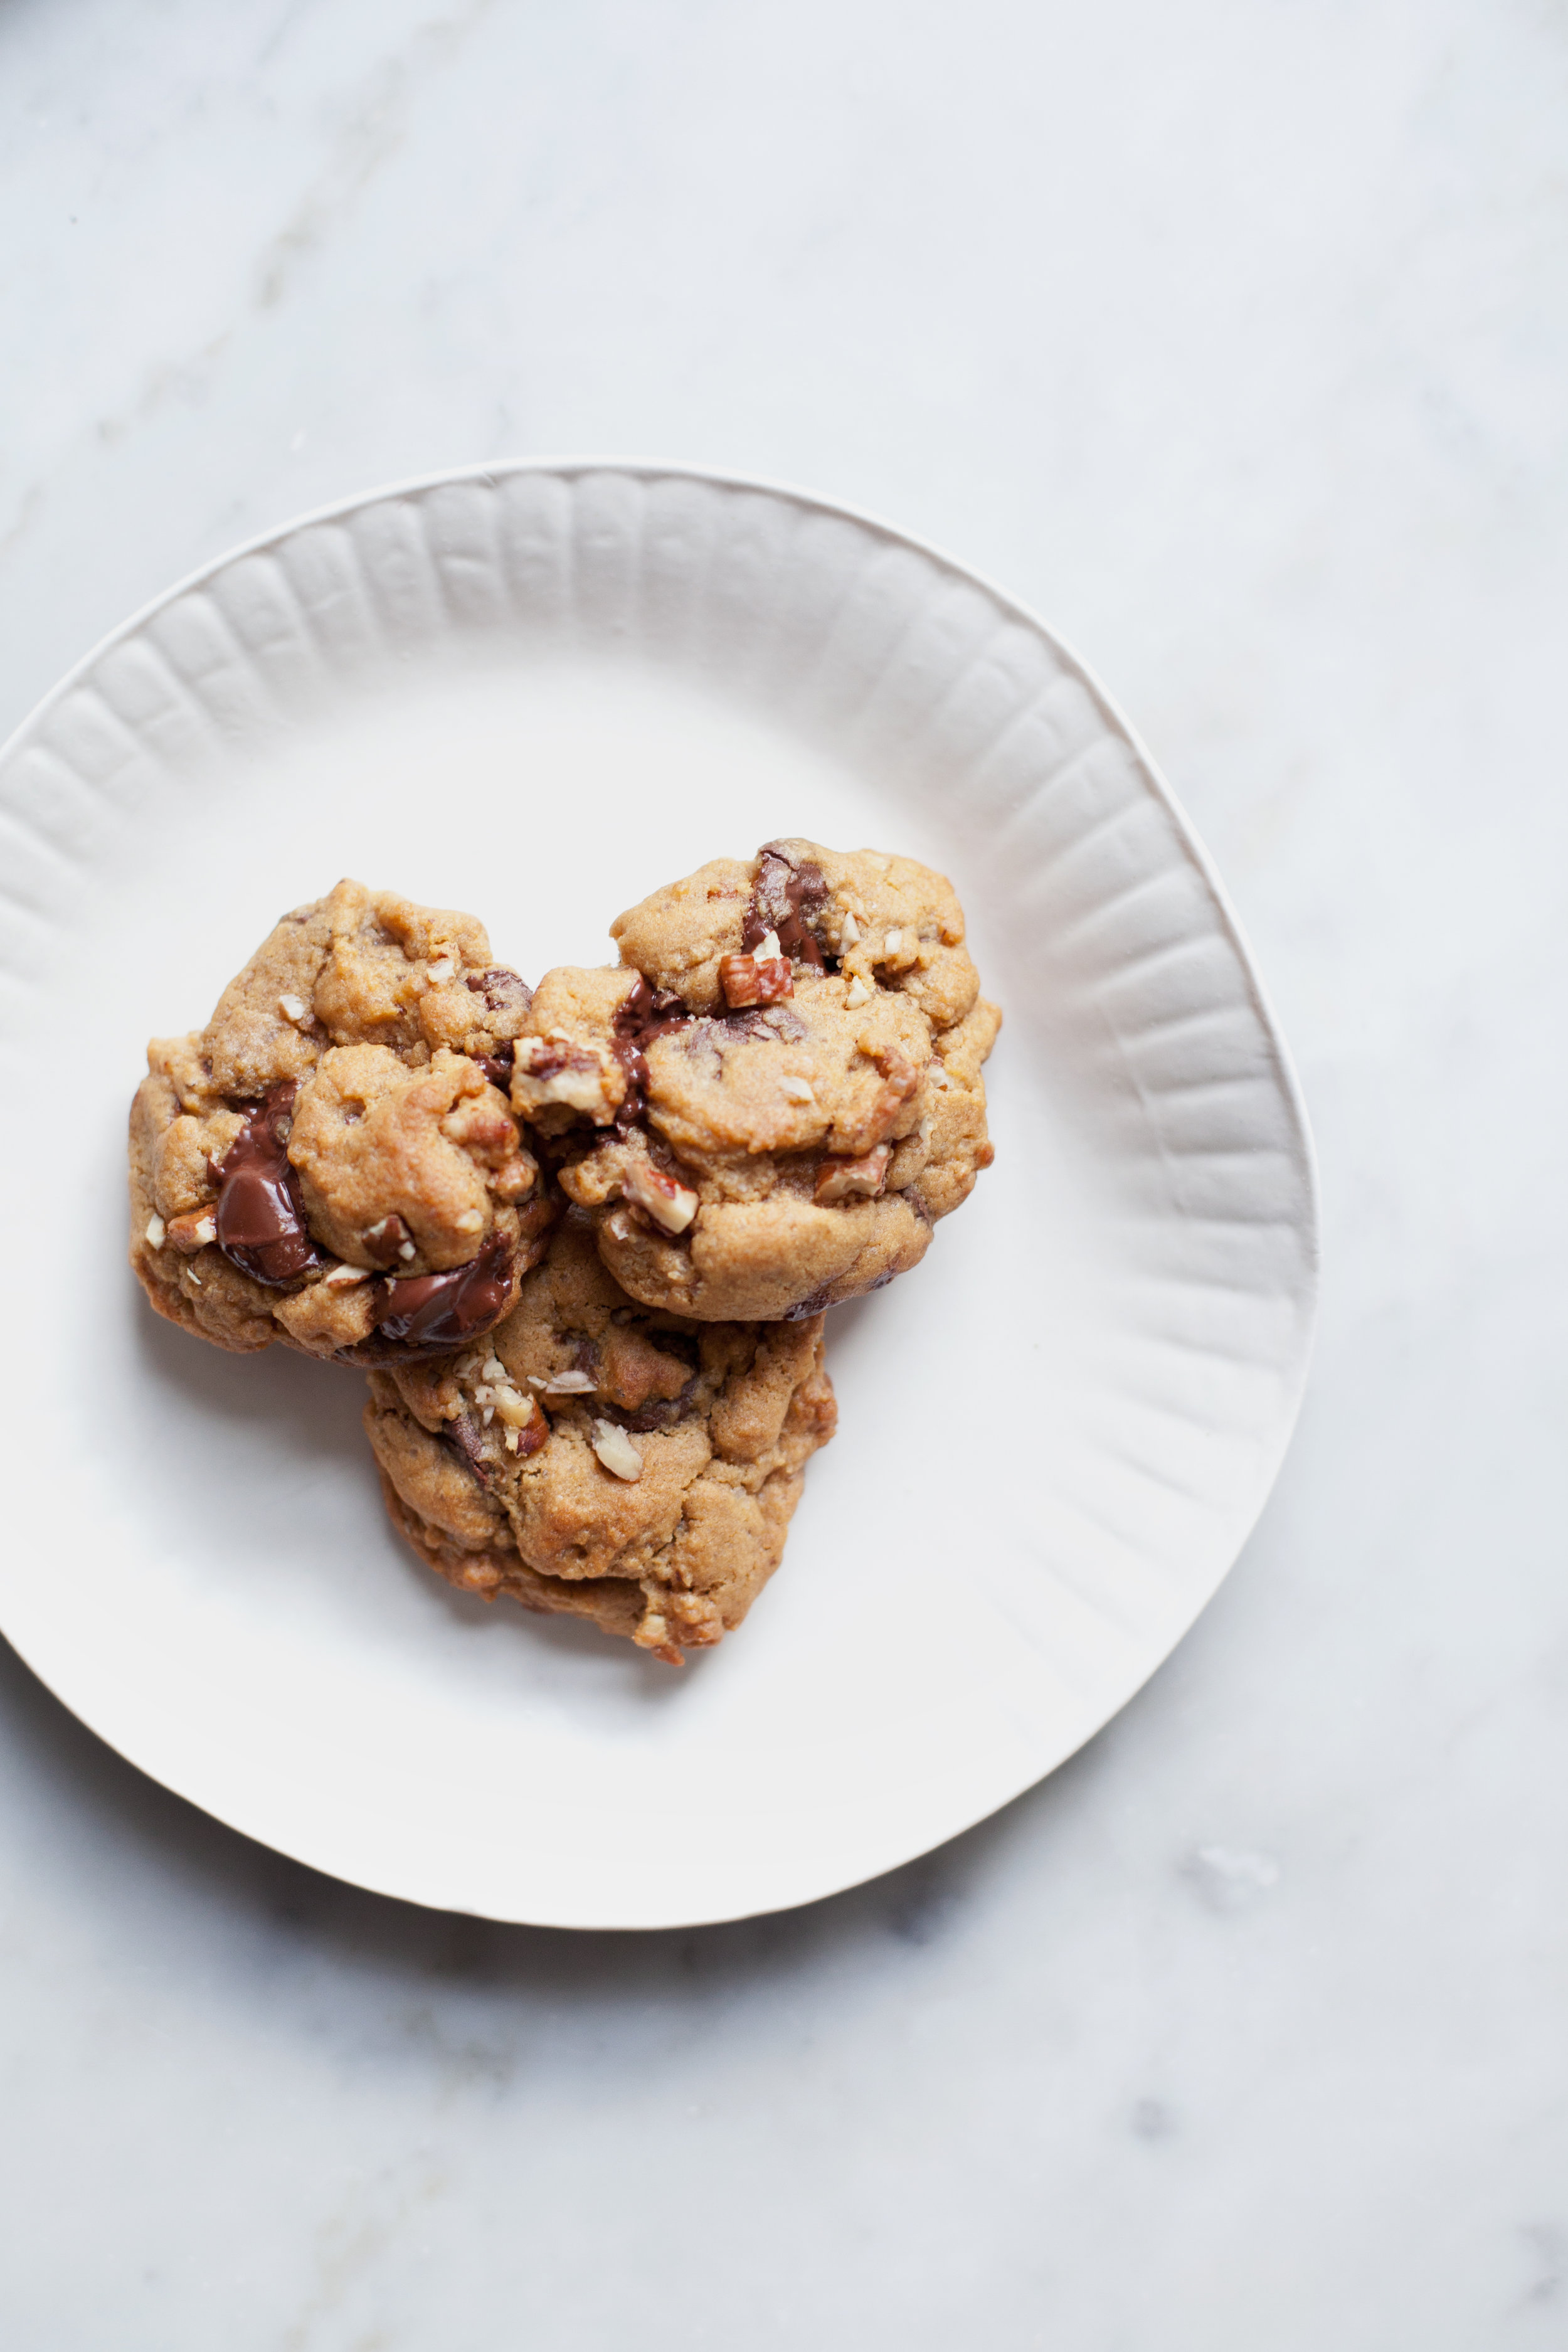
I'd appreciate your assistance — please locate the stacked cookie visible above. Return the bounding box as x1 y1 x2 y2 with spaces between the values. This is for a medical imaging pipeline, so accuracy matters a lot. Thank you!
130 842 1000 1661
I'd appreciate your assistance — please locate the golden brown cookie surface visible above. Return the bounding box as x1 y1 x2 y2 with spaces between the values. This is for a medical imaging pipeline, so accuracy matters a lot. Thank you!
364 1213 836 1661
129 880 554 1362
511 839 1000 1320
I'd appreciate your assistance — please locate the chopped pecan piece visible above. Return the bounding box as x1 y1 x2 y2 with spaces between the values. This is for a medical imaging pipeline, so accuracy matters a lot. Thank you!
515 1035 620 1119
166 1208 218 1253
591 1419 644 1481
362 1212 415 1268
622 1160 699 1235
719 951 793 1010
813 1144 892 1204
869 1045 920 1131
491 1148 539 1204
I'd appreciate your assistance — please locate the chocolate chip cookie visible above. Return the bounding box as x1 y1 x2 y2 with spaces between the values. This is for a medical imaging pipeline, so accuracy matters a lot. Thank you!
510 839 1000 1321
129 880 555 1362
364 1210 837 1661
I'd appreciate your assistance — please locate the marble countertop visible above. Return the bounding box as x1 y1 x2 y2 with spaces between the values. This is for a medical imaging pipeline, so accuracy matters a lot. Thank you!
3 1 1565 2344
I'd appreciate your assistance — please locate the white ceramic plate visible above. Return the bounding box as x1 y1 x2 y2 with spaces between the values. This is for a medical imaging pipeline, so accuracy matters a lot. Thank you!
0 464 1316 1929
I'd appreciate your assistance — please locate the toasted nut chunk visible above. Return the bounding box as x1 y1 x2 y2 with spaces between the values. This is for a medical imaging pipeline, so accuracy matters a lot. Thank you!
779 1076 816 1105
839 911 861 947
491 1150 538 1204
323 1262 372 1288
144 1214 167 1249
167 1209 218 1253
813 1143 893 1204
514 1034 622 1119
868 1045 919 1131
277 993 310 1025
719 951 793 1009
426 956 456 983
844 973 873 1009
362 1213 413 1268
591 1419 644 1481
882 929 903 956
492 1386 534 1429
622 1160 699 1235
546 1369 598 1394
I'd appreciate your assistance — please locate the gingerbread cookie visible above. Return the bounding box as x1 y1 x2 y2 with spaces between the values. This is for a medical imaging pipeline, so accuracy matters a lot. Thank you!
129 880 554 1362
509 839 1000 1320
364 1211 836 1661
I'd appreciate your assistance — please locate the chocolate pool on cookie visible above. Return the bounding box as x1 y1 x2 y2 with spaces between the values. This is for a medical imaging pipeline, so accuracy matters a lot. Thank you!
509 839 1001 1322
129 880 556 1362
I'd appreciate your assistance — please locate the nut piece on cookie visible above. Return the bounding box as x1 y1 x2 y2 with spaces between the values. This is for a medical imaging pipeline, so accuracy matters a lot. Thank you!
129 879 556 1364
363 1211 836 1663
509 840 1000 1322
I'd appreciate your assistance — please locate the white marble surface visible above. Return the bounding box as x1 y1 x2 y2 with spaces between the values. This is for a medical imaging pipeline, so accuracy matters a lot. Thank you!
1 0 1565 2343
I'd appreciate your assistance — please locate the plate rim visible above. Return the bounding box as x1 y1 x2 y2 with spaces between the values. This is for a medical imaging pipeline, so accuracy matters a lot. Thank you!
0 456 1321 1928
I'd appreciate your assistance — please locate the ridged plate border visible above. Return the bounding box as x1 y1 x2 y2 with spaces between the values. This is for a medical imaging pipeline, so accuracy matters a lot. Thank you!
0 462 1318 1927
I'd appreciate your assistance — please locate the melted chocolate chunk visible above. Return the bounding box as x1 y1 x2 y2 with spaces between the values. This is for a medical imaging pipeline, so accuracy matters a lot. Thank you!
780 1282 834 1322
593 1379 698 1436
782 1267 894 1320
687 1003 808 1052
373 1230 514 1353
472 1046 514 1091
744 844 832 969
465 966 534 1020
611 975 691 1135
442 1411 495 1488
212 1082 327 1287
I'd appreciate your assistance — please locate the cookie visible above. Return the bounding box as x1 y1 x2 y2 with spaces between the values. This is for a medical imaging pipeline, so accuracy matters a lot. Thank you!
509 839 1000 1320
364 1210 837 1661
129 879 556 1362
